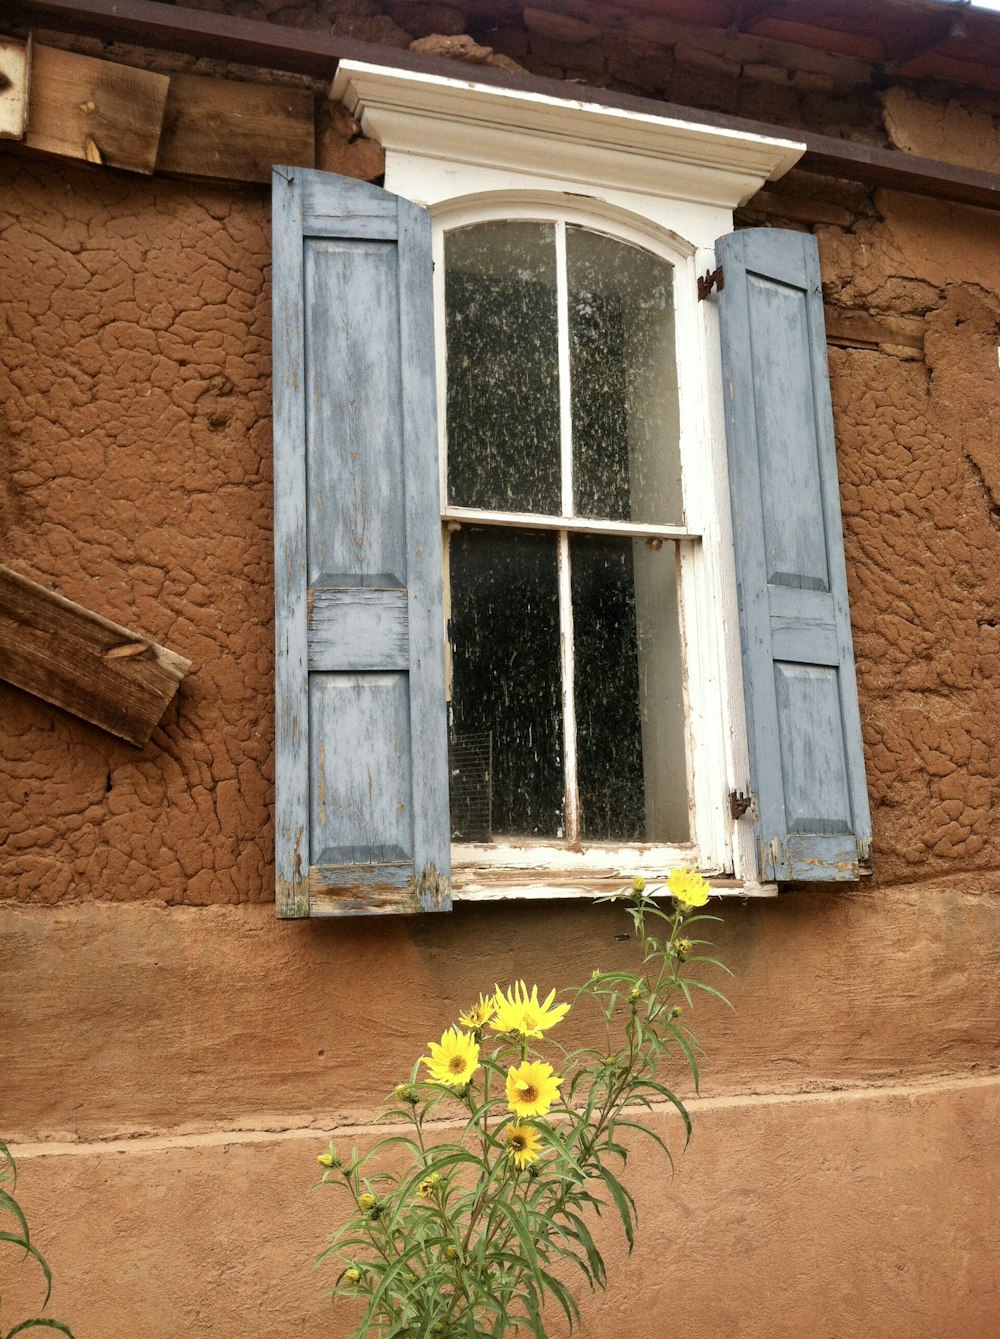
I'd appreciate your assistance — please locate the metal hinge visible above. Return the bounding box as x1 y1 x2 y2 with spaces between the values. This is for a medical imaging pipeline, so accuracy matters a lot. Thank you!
698 265 725 301
729 789 753 819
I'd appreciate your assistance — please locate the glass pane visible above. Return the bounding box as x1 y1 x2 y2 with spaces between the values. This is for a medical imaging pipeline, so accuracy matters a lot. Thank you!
571 535 689 842
448 526 564 839
567 227 681 524
445 223 561 515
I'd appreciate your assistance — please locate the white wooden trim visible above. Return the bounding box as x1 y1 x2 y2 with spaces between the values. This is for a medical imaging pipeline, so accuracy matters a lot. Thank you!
441 507 699 540
331 62 804 216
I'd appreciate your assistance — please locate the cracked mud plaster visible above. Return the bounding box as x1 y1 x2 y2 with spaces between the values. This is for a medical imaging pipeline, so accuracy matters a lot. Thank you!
819 201 1000 883
0 153 274 904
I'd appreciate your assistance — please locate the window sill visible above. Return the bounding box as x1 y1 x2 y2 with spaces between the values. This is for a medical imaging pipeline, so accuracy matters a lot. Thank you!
451 843 778 901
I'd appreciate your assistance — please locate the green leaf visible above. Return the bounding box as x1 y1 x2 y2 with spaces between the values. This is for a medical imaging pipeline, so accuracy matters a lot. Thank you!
0 1233 53 1308
6 1321 76 1338
490 1197 546 1301
613 1118 676 1174
0 1140 16 1189
670 1026 701 1092
538 1263 580 1330
562 1211 607 1289
595 1166 636 1252
683 978 734 1009
0 1188 31 1243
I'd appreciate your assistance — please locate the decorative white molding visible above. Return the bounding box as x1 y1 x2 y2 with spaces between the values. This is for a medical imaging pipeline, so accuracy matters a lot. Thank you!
331 60 804 215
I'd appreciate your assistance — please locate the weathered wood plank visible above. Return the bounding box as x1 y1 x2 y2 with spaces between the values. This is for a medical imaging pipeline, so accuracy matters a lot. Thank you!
824 307 925 352
0 564 191 748
308 585 409 672
310 863 450 915
26 44 168 173
156 73 314 183
0 35 31 141
272 165 311 919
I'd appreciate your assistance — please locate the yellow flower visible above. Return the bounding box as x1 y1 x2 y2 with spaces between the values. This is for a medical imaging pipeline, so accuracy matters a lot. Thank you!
418 1173 442 1198
490 982 569 1038
631 875 646 893
344 1267 362 1284
459 993 497 1029
505 1122 543 1169
666 868 711 908
358 1193 377 1212
317 1152 335 1168
506 1061 562 1117
421 1027 480 1087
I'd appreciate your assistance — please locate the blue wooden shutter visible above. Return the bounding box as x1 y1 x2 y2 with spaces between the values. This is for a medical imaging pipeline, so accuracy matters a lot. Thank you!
716 227 872 882
272 166 451 917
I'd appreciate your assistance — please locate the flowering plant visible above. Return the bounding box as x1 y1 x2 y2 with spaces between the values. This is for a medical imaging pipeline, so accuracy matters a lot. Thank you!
315 871 730 1338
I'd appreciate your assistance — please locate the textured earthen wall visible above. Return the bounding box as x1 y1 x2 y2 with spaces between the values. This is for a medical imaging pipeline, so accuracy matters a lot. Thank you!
3 14 1000 1336
0 156 275 905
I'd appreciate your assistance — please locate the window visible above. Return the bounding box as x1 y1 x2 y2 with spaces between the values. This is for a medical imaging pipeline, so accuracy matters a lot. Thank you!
442 217 690 852
269 63 873 917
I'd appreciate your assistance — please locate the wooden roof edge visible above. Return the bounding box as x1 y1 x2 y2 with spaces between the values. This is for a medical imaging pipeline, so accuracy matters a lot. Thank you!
4 0 1000 214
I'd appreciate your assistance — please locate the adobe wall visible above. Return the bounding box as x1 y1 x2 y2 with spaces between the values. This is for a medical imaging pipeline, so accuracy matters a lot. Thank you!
2 8 1000 1335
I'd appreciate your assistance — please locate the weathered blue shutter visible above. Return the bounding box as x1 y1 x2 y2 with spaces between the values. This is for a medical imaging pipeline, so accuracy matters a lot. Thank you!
716 227 872 882
272 166 451 916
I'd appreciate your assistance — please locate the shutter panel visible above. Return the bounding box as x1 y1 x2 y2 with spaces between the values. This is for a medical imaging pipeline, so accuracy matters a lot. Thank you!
272 166 451 917
716 227 872 882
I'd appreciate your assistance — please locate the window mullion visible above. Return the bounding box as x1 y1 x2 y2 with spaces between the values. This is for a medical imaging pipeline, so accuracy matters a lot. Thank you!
557 528 580 842
554 224 580 840
556 221 573 519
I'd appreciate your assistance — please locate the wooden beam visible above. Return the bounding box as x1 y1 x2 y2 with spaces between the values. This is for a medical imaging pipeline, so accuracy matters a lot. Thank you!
156 72 314 182
26 44 168 173
6 0 1000 213
0 564 191 748
0 34 30 140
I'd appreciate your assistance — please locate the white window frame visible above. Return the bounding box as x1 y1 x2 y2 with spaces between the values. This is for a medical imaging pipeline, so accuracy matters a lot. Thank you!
331 61 805 899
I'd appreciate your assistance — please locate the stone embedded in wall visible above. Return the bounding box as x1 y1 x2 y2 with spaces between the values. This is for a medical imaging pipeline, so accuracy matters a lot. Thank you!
882 85 1000 171
316 102 385 180
408 32 527 72
389 2 469 37
522 6 601 46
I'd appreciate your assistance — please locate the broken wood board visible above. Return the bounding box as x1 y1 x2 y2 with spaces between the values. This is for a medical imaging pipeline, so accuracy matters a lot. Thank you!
824 307 925 352
156 72 315 183
0 35 31 140
26 44 168 174
0 564 192 748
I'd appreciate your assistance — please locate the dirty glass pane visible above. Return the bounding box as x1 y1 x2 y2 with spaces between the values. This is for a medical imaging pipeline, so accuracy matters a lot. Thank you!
567 227 682 524
445 223 561 515
448 527 564 839
571 535 689 842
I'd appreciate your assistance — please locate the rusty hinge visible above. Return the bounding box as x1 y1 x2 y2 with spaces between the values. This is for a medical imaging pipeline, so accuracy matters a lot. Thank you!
729 789 753 819
698 265 724 301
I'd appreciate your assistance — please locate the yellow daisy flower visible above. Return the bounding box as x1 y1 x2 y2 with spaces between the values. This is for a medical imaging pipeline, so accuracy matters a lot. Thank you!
506 1060 562 1117
505 1123 543 1169
490 982 570 1038
459 993 497 1030
421 1027 480 1088
666 868 711 908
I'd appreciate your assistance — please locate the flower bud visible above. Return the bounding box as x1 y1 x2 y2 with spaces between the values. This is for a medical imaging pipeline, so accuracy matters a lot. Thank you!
317 1152 335 1168
669 1005 683 1019
394 1083 420 1105
344 1267 362 1284
631 875 646 893
358 1193 377 1212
